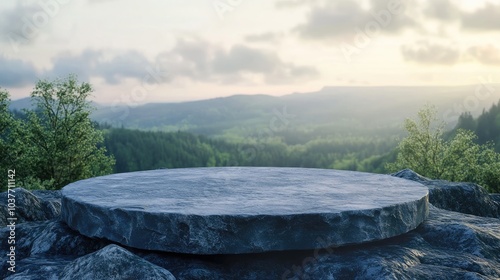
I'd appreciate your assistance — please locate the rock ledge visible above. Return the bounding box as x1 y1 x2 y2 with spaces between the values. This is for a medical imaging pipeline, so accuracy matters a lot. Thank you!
62 167 429 254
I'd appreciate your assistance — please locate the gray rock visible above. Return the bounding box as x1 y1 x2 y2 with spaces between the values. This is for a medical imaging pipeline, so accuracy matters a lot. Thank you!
0 220 107 257
32 190 62 216
0 188 61 227
0 220 109 279
4 257 74 280
2 170 500 279
61 167 429 254
392 169 500 218
4 205 499 280
58 244 176 280
113 205 500 280
298 205 500 280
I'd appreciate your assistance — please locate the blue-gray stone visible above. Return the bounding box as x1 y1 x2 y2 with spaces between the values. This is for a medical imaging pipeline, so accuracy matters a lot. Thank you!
59 245 176 280
393 169 500 218
0 188 61 227
61 167 429 254
3 172 500 280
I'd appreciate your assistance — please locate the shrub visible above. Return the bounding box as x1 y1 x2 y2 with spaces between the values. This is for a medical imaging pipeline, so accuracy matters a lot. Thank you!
387 105 500 193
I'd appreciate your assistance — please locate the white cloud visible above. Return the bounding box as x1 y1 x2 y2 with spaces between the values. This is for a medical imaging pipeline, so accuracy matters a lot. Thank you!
461 3 500 30
16 39 319 88
401 41 461 65
245 32 284 43
157 39 319 84
467 45 500 65
423 0 460 21
293 0 414 41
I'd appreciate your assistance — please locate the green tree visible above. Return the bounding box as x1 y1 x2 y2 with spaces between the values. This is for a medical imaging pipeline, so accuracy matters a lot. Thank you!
1 89 32 191
386 105 445 178
387 105 500 192
0 89 11 162
441 129 500 188
20 75 115 190
455 112 476 132
0 89 17 174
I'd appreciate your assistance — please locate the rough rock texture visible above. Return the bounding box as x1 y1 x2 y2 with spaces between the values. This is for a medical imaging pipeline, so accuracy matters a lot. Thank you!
0 219 109 277
2 205 499 280
61 167 429 254
393 169 500 218
0 188 61 227
59 244 176 280
298 205 500 279
2 169 500 279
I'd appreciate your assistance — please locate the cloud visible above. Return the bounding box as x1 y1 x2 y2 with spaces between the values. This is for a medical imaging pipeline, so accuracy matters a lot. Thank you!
275 0 318 9
42 49 151 84
293 0 414 41
294 1 366 40
155 38 319 84
87 0 118 3
420 1 500 31
0 55 39 87
213 44 318 83
467 45 500 65
286 0 500 41
0 1 70 46
46 50 98 82
39 39 318 86
94 51 150 84
245 32 283 43
0 2 40 44
213 45 280 73
401 41 461 65
368 0 414 32
461 3 500 30
153 38 212 82
423 0 460 21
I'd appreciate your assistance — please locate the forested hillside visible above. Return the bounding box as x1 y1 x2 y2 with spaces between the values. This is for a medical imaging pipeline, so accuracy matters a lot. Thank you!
103 128 394 174
103 98 500 175
452 100 500 151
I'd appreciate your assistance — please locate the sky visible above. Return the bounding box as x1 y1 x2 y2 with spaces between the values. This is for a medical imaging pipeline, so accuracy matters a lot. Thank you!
1 0 500 105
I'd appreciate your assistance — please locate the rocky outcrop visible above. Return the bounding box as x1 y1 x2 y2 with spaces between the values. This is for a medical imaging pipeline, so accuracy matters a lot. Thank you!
296 205 500 279
2 205 499 279
59 245 176 280
1 169 499 279
61 167 429 254
393 169 500 218
0 188 61 227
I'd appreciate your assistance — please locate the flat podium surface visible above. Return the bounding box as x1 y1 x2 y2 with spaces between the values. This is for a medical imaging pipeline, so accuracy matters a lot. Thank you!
61 167 429 254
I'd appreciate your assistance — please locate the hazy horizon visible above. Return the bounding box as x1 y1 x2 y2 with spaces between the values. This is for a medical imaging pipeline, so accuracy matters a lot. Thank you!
1 0 500 105
8 84 499 108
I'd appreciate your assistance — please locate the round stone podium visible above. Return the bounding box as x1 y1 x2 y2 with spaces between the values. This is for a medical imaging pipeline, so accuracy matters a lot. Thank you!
61 167 429 254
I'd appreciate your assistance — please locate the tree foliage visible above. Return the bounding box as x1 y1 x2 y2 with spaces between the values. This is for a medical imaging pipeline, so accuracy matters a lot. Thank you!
0 76 114 190
387 105 500 193
0 89 16 169
452 100 500 151
102 127 394 175
387 106 446 178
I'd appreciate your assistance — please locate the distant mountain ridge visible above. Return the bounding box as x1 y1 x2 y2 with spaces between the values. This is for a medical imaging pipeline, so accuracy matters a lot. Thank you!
9 97 102 111
9 97 32 111
91 85 500 137
11 85 500 139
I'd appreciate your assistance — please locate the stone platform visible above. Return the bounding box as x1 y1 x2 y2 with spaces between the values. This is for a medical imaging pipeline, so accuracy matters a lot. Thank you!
61 167 429 254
